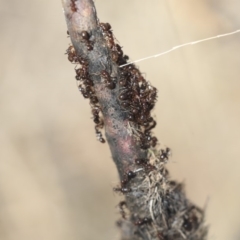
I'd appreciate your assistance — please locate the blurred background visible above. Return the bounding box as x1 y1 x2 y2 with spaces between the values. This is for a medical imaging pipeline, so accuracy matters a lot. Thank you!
1 0 240 239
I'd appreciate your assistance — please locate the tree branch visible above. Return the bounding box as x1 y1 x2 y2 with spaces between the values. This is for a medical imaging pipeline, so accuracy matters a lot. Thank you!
61 0 208 239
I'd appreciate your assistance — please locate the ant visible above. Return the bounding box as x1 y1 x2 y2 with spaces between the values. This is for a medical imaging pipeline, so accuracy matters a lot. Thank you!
135 158 149 165
135 158 155 173
118 90 132 101
113 187 131 194
127 113 135 121
120 101 131 109
66 45 78 63
80 30 93 51
121 170 136 187
99 23 127 65
134 217 152 226
92 106 105 143
144 120 156 132
75 59 89 79
78 86 88 98
182 206 202 233
160 147 171 161
113 44 123 58
182 216 194 232
75 67 91 82
139 131 156 149
148 86 157 103
100 22 112 32
138 122 157 148
118 201 127 219
100 70 116 89
92 106 101 124
151 136 158 147
119 77 128 88
90 96 98 104
95 126 105 143
111 51 119 62
100 22 115 49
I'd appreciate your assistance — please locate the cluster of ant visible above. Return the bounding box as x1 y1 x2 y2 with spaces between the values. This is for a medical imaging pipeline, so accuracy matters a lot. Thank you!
66 23 158 146
99 23 158 149
99 22 129 66
66 41 105 143
118 63 158 149
65 21 206 240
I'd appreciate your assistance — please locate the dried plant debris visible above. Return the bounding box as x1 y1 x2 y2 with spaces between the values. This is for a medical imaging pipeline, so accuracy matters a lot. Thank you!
114 148 207 240
65 19 207 240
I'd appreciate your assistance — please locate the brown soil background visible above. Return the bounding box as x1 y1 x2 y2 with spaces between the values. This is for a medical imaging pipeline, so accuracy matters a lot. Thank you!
1 0 240 240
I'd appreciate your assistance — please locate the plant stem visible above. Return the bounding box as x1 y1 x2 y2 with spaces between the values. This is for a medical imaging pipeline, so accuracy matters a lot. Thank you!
61 1 208 239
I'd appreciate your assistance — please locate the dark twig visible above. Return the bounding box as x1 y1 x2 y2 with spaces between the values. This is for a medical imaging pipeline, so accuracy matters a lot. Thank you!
61 0 208 239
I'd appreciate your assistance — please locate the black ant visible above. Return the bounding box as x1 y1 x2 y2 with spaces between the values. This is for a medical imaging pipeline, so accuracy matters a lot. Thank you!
99 23 127 65
81 30 90 40
151 136 158 147
66 45 78 63
80 30 93 51
144 120 156 132
100 22 115 49
100 22 112 32
92 106 105 143
78 85 90 98
115 44 123 58
75 66 88 80
95 126 105 143
100 70 116 89
92 106 101 123
127 113 135 121
118 90 132 101
111 51 119 62
138 124 157 149
65 42 105 145
139 132 152 149
120 101 130 109
78 57 88 67
182 206 202 233
106 34 115 49
90 96 98 104
135 158 155 172
121 170 136 186
148 86 157 103
91 107 105 143
160 147 171 161
118 201 127 219
135 158 149 165
182 218 193 231
113 187 131 194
